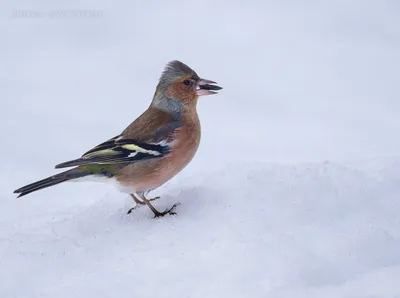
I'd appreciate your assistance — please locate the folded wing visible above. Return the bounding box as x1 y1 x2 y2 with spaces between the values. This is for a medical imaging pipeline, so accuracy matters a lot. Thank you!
55 136 170 169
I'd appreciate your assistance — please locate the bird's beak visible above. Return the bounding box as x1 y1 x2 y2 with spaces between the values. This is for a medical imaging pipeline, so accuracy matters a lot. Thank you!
196 79 223 96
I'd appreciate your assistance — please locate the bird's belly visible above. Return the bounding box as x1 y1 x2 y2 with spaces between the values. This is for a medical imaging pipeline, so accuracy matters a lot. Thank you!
117 140 199 193
71 174 137 194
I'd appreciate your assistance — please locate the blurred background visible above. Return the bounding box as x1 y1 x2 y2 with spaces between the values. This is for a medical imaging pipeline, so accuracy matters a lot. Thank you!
2 0 400 176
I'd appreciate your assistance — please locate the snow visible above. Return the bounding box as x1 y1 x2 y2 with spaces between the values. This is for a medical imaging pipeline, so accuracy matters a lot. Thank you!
2 162 400 297
1 1 400 297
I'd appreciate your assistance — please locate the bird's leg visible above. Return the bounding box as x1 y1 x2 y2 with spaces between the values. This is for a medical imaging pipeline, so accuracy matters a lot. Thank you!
131 193 145 205
127 193 161 214
127 193 143 214
137 192 180 218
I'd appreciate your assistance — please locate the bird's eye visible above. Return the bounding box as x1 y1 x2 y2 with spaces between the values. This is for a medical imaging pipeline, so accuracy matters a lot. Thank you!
183 80 191 86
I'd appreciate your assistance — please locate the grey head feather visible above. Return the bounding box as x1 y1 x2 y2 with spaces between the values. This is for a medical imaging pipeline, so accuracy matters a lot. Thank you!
159 60 200 86
152 61 200 113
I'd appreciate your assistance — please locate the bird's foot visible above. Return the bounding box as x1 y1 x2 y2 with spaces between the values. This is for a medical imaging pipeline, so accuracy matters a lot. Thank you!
149 196 161 202
153 203 181 218
127 205 140 214
127 196 161 214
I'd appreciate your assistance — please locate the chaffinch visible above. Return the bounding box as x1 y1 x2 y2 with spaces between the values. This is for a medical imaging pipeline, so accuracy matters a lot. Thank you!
14 60 222 217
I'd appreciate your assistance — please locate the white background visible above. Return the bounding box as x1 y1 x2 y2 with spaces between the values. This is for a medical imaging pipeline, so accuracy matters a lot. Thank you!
1 1 400 297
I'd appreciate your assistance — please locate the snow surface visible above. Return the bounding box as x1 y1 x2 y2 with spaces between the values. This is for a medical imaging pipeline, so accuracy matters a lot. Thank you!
1 1 400 297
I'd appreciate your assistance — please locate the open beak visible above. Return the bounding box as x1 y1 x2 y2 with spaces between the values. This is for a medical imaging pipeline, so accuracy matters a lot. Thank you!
196 79 223 96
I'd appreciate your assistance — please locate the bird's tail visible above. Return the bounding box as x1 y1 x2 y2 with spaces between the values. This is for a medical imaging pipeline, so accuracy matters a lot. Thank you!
13 168 91 198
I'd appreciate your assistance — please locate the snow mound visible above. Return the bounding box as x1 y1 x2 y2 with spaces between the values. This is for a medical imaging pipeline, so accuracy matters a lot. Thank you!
1 160 399 297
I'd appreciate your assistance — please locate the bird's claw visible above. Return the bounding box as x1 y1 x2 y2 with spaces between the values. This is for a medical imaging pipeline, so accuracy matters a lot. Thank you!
148 196 160 202
127 205 140 214
153 203 181 218
127 196 161 214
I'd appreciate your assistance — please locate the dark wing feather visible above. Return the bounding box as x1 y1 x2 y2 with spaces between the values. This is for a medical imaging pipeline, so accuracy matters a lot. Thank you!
81 135 120 156
55 136 170 169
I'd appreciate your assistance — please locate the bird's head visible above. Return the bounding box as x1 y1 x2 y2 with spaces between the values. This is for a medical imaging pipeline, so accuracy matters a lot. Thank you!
152 60 222 111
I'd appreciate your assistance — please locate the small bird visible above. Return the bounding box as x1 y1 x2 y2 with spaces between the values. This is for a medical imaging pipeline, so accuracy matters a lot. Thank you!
14 60 222 217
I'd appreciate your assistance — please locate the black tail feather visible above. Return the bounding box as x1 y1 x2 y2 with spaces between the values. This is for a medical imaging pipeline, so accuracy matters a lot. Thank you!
14 169 89 198
55 158 89 169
